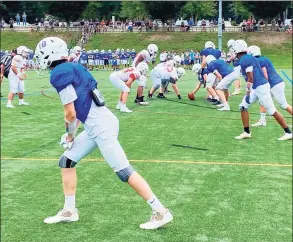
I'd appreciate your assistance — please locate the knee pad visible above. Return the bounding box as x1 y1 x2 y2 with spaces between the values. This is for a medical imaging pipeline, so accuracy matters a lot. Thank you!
122 86 130 93
280 102 289 110
59 155 77 168
116 165 134 182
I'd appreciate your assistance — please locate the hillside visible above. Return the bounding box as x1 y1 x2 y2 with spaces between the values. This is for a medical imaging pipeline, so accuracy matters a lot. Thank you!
0 32 80 51
0 31 291 67
87 32 292 67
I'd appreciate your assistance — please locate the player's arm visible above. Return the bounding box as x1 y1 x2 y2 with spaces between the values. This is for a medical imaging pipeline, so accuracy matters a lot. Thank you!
213 70 222 80
261 67 268 80
0 62 4 82
125 77 135 88
201 55 206 68
246 66 254 96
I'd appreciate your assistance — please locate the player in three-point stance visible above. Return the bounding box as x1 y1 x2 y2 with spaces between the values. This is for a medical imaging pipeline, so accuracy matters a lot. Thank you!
233 40 292 141
35 37 173 229
6 46 30 108
187 63 208 100
205 55 239 111
247 45 292 127
110 62 149 113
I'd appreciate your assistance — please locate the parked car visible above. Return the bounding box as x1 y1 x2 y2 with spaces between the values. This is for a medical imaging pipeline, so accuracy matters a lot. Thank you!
285 19 292 26
153 19 163 27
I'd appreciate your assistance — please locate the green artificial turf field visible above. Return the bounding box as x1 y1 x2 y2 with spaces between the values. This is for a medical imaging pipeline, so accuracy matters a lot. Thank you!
1 67 292 242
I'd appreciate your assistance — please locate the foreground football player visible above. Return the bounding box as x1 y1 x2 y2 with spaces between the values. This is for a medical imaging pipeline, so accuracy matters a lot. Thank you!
234 40 292 140
35 37 173 229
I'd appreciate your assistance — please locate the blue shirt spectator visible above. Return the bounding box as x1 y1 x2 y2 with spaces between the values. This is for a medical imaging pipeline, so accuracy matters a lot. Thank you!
188 18 194 26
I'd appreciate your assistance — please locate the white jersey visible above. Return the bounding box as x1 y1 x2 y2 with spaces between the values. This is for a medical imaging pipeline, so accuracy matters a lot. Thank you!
116 67 141 82
154 65 178 80
9 55 26 76
156 60 175 68
69 53 80 63
159 53 167 62
132 50 151 67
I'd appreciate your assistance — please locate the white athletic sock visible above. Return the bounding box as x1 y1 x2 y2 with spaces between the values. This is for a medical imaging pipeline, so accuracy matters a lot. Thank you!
19 99 23 104
147 195 166 214
64 195 76 211
260 113 266 122
7 100 12 105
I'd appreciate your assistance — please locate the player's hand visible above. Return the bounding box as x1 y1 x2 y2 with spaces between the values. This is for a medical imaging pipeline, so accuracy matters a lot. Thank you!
59 133 74 150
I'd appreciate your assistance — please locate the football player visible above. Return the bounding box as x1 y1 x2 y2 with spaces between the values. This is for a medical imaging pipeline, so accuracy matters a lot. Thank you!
36 37 173 229
188 63 209 100
132 44 158 105
87 50 95 71
120 49 127 68
69 46 82 63
200 41 221 104
148 64 185 99
125 49 131 67
6 46 29 108
227 39 241 95
248 45 292 127
79 49 88 68
234 40 292 140
206 55 239 111
94 49 100 70
110 62 149 112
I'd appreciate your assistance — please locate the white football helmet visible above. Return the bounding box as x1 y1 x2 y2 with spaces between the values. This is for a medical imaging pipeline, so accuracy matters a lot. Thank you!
73 46 81 55
127 49 130 52
205 41 215 49
192 63 202 73
234 40 248 54
132 49 135 52
35 37 68 70
147 44 158 57
248 45 261 57
96 49 99 52
108 49 111 53
227 39 235 48
177 67 186 78
137 62 149 75
101 49 105 53
116 48 120 52
121 49 124 52
206 55 216 65
17 46 29 58
173 55 181 67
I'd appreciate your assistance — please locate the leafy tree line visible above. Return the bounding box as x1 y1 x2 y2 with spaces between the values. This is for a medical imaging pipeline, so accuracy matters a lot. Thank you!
0 1 291 24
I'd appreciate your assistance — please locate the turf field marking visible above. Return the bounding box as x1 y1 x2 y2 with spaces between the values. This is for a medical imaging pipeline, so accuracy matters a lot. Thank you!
2 157 292 168
281 71 293 84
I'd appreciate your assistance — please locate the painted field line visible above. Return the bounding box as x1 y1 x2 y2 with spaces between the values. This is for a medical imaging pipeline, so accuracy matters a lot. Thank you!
1 157 291 168
281 71 293 84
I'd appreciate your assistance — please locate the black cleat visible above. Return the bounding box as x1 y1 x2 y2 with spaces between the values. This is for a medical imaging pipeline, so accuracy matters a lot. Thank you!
157 93 167 99
206 97 214 103
147 91 153 99
212 99 221 105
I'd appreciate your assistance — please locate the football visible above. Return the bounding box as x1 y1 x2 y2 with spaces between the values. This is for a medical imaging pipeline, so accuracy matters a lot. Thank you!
188 93 195 100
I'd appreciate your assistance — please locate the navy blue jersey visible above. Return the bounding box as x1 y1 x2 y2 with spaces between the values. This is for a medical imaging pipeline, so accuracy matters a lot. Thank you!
207 59 234 78
95 52 100 60
131 51 136 59
50 63 97 123
256 56 283 88
126 52 131 59
239 54 268 89
80 52 88 61
120 53 126 60
103 53 109 60
200 48 221 59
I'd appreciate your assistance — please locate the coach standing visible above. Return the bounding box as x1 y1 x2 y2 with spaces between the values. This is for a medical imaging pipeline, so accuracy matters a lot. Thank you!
0 50 17 97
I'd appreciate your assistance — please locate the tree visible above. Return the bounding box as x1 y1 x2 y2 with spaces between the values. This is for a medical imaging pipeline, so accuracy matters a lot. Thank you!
48 2 88 23
143 1 185 22
243 1 291 31
120 1 148 20
229 1 252 23
82 2 102 20
181 1 217 21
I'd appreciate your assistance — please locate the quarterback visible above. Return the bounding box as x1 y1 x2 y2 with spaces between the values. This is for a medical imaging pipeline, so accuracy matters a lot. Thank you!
35 37 173 229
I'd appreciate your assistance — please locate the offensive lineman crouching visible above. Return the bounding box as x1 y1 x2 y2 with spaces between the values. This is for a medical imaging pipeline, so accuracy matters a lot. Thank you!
35 37 173 229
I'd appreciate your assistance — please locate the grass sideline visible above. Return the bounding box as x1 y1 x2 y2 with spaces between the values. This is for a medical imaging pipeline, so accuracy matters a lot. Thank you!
1 68 292 242
87 32 292 67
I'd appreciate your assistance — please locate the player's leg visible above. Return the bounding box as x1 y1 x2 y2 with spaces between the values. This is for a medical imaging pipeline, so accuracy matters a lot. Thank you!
17 80 29 105
258 83 292 140
91 107 172 229
252 105 267 127
6 75 18 108
206 73 220 104
44 131 98 224
135 80 148 105
271 82 292 115
235 91 258 139
148 69 160 98
171 83 181 99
